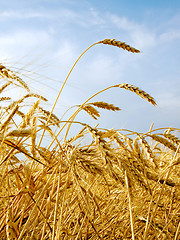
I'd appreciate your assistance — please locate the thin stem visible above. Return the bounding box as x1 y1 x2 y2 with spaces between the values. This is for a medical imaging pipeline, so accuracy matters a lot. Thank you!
47 85 117 150
52 167 61 240
125 171 135 240
38 41 100 147
174 221 180 240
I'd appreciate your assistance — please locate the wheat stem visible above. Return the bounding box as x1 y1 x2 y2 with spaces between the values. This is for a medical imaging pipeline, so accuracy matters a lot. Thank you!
38 42 99 147
125 171 135 240
47 85 116 150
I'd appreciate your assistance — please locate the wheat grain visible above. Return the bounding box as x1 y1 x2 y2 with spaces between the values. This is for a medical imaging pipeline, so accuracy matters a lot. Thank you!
99 39 140 53
117 83 157 106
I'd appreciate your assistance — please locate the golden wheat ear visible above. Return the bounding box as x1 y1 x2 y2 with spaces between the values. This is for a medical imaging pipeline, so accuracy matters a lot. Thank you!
89 101 121 111
99 39 140 53
0 64 30 92
116 83 157 106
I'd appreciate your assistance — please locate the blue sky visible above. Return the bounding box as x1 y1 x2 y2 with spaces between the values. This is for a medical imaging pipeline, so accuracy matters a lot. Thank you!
0 0 180 135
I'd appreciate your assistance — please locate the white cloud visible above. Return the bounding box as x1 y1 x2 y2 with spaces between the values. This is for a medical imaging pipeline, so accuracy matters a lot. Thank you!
0 10 49 19
108 14 139 31
159 29 180 42
0 30 52 60
107 13 157 50
0 8 79 22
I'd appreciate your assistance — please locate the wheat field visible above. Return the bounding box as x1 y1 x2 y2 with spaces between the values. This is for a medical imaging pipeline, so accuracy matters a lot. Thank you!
0 39 179 240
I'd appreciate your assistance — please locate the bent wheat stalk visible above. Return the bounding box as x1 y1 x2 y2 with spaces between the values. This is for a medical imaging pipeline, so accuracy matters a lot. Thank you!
39 39 140 147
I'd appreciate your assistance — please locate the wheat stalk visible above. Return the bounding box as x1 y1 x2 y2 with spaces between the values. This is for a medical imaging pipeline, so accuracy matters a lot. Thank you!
20 100 40 128
0 105 19 131
39 107 60 127
40 39 140 146
0 82 11 94
0 64 30 92
125 171 135 240
6 93 47 111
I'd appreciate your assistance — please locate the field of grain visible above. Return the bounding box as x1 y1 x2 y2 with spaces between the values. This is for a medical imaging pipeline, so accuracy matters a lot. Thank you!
0 39 179 240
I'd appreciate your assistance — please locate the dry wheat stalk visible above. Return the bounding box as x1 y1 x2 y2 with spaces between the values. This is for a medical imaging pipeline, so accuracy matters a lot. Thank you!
80 105 100 120
98 129 117 139
22 93 47 102
125 171 135 240
20 100 40 128
6 206 18 240
111 133 153 191
0 105 19 131
99 39 140 53
30 116 37 157
6 93 47 111
0 82 11 94
118 132 133 144
90 101 121 111
149 134 177 152
86 127 122 183
6 128 33 137
16 110 25 119
0 64 30 92
163 133 180 145
138 136 157 168
133 137 141 157
0 97 11 101
39 107 60 127
117 83 157 106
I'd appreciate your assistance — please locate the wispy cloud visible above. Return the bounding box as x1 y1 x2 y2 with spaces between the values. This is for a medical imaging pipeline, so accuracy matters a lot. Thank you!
159 29 180 42
0 30 53 61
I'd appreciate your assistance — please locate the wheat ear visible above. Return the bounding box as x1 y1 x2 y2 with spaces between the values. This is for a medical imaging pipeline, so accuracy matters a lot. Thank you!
79 105 100 120
90 101 121 111
163 133 180 145
0 64 30 92
0 105 19 131
99 39 140 53
117 83 157 106
0 82 11 94
0 97 11 101
149 134 177 152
